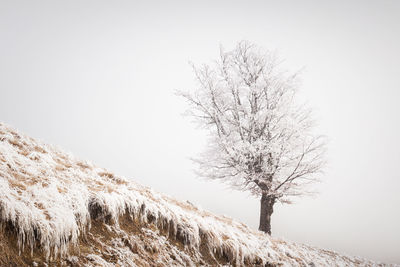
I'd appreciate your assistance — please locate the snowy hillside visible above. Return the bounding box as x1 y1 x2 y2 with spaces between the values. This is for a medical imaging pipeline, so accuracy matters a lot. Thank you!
0 122 394 266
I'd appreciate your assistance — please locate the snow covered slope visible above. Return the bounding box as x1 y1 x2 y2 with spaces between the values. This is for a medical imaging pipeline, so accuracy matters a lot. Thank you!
0 123 395 266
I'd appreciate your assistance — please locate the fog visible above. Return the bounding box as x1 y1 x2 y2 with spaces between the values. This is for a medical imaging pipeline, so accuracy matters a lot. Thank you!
1 0 399 263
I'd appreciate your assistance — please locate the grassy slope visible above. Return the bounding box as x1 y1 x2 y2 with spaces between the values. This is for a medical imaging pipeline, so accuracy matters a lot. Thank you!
0 123 393 267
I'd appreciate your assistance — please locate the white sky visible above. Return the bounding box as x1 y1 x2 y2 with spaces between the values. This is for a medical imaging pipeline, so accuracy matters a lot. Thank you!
1 0 399 264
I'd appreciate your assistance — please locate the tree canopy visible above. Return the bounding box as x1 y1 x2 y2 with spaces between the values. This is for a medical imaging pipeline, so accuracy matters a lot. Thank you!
179 41 326 206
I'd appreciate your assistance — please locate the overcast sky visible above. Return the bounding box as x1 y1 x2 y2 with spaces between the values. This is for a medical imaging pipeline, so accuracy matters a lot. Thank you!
1 0 399 264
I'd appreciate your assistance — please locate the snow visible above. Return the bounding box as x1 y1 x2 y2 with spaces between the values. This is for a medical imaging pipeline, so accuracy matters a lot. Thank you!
0 122 395 266
179 41 326 201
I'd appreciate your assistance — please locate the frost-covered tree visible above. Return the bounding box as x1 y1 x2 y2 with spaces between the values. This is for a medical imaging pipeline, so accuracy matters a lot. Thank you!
179 41 326 235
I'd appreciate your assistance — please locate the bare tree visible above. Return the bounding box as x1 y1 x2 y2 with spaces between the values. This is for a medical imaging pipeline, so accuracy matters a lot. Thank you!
179 41 326 235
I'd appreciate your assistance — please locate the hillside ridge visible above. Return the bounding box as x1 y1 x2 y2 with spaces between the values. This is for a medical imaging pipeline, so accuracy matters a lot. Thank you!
0 123 394 266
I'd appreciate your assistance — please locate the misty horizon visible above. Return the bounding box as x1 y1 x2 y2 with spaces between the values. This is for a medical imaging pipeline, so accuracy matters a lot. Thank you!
1 0 399 264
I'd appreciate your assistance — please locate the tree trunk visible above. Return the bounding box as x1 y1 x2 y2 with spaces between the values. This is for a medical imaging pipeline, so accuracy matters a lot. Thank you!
258 193 275 235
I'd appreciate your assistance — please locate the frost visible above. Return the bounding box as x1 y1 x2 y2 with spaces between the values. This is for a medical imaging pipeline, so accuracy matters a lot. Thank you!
0 123 394 266
178 41 327 203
